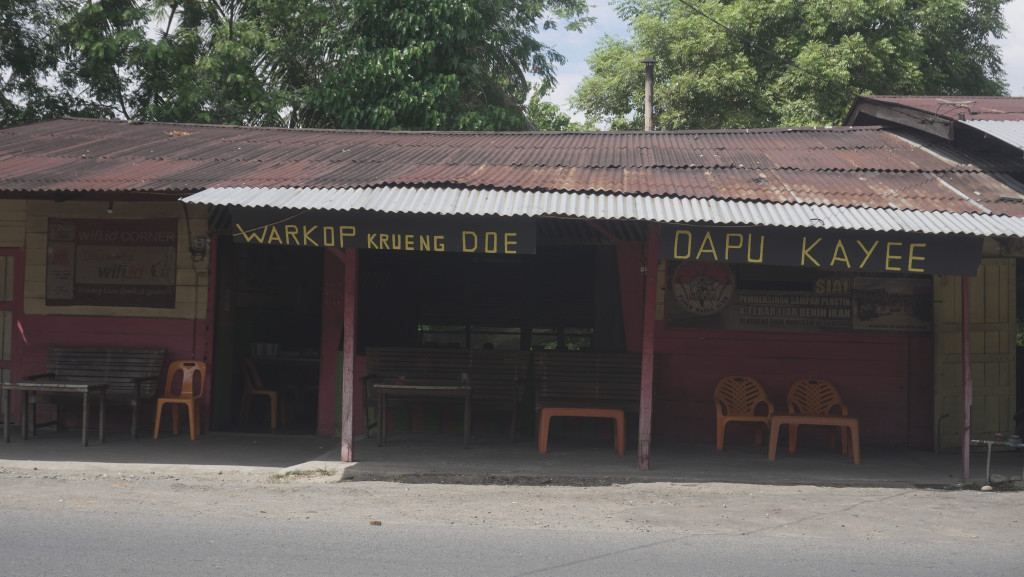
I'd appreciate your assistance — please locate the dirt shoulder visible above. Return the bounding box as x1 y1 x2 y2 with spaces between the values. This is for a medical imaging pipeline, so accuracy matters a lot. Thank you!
2 464 1022 543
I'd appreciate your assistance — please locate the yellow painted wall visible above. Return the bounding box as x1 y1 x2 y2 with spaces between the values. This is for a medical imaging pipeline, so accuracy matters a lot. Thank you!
1 200 211 319
933 258 1017 450
0 200 27 248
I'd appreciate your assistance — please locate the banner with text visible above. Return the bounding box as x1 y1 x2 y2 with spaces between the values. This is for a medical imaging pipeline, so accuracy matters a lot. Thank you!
665 262 932 333
46 218 178 308
659 224 983 276
232 209 536 255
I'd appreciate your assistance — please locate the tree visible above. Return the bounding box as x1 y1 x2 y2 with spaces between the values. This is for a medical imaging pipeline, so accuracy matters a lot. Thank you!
1 0 592 129
298 0 592 130
1 0 85 126
572 0 1011 130
524 80 596 130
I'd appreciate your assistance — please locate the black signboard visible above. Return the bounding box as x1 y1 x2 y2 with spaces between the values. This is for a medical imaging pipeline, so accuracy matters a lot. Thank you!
659 224 983 276
231 209 536 255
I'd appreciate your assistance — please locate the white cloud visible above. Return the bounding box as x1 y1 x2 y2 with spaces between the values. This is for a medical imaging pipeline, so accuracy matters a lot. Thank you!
532 2 631 121
994 1 1024 95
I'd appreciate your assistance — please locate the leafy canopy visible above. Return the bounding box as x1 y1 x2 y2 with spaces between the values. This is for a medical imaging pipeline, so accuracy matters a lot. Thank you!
572 0 1011 130
1 0 592 130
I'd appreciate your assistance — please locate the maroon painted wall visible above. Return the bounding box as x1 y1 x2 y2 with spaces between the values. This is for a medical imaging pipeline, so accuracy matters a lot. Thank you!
13 315 210 430
16 315 207 377
612 242 935 449
651 329 932 447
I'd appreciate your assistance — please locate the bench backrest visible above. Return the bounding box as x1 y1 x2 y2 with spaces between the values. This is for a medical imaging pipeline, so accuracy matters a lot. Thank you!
533 351 642 408
364 347 526 402
45 347 167 399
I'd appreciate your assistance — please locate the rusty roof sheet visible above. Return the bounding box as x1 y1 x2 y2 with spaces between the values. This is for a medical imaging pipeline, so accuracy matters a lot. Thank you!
2 117 1024 220
851 95 1024 121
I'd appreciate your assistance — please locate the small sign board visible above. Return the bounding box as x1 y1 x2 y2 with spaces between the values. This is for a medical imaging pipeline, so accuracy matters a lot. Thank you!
46 219 178 308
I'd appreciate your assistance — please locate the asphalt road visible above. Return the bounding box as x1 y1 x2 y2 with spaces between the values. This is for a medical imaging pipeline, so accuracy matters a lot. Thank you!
2 507 1021 577
1 469 1022 576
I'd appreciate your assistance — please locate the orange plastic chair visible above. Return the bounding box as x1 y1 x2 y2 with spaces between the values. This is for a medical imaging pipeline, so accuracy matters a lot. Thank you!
239 358 283 430
786 378 850 454
153 360 207 440
714 376 774 451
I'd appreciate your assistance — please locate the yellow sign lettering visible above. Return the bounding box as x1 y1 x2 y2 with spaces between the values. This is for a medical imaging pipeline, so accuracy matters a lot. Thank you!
830 240 850 268
303 226 318 247
725 233 743 260
674 230 693 259
856 240 878 268
908 242 926 272
267 226 283 244
235 224 268 243
284 225 299 245
801 237 822 266
696 232 719 260
885 242 903 271
747 234 765 263
338 226 356 248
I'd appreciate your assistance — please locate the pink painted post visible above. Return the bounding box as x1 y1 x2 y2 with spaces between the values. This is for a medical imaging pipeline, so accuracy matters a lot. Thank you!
638 224 659 470
340 248 358 462
322 247 358 462
319 250 345 440
961 276 972 481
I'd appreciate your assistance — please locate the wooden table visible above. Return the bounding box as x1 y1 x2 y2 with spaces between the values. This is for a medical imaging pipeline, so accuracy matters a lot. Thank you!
2 381 110 447
373 381 472 448
768 413 860 464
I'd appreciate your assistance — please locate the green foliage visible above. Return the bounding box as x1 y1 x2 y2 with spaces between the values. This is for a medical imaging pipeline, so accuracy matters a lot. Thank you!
1 0 592 129
1 0 81 126
573 0 1011 130
301 0 591 130
525 90 591 130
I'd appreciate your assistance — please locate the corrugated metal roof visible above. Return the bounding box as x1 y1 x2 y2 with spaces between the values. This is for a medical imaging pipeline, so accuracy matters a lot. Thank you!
4 117 1024 232
852 95 1024 121
963 119 1024 151
184 186 1024 237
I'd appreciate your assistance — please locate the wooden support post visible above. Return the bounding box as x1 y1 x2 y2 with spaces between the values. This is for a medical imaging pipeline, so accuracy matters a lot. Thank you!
322 248 358 462
341 248 358 462
961 276 972 481
638 223 659 470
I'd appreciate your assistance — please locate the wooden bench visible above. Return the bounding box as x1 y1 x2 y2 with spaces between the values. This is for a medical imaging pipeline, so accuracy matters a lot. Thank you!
363 347 526 440
532 351 642 455
25 347 166 439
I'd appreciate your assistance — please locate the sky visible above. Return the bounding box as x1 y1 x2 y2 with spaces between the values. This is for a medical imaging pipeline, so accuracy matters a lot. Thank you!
537 0 1024 122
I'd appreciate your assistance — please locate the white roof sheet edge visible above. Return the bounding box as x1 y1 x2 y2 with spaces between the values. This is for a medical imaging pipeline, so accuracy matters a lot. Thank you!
961 119 1024 151
183 186 1024 237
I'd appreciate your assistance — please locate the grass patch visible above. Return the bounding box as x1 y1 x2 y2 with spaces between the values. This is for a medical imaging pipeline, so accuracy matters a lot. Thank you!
269 467 337 482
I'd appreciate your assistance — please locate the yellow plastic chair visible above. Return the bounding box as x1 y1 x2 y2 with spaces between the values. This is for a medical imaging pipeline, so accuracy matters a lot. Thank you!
786 378 850 455
239 358 283 430
153 360 207 440
713 376 774 451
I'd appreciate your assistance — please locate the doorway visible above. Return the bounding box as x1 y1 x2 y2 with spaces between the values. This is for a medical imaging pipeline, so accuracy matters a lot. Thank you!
212 242 323 434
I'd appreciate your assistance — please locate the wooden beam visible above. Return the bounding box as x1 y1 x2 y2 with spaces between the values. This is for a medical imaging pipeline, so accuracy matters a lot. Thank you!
321 247 358 461
638 223 658 470
961 276 972 481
